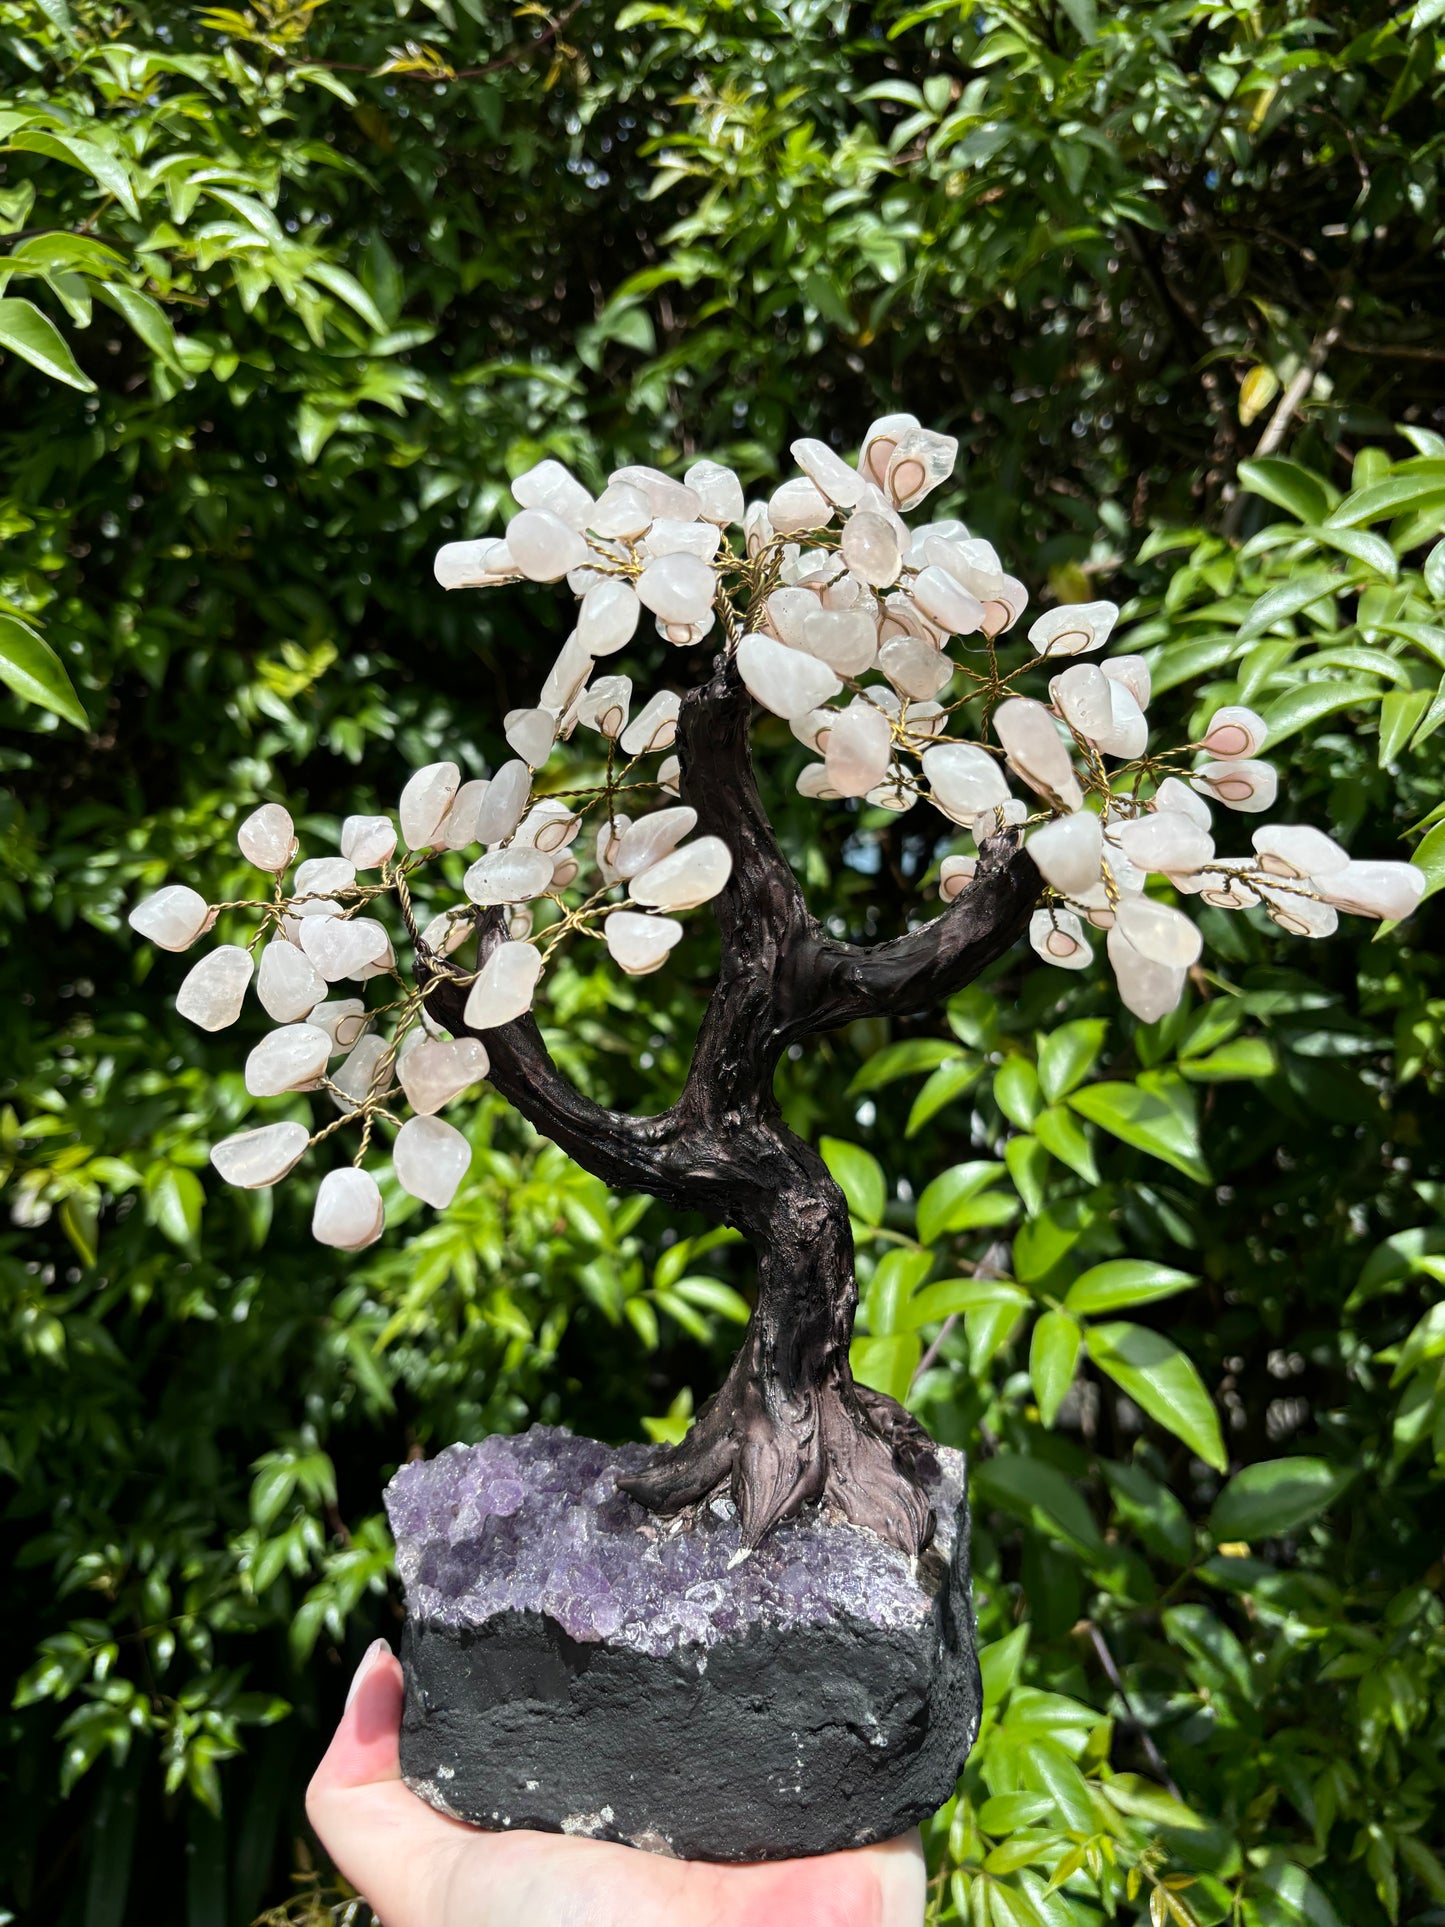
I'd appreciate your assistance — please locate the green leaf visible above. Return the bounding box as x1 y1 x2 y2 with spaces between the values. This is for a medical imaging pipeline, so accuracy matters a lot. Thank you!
863 1247 933 1335
819 1137 885 1226
1064 1260 1196 1315
1238 457 1333 523
146 1165 203 1248
1067 1078 1207 1182
1085 1322 1227 1470
95 283 185 372
1412 820 1445 902
1237 572 1341 640
1327 472 1445 529
6 129 141 218
978 1625 1029 1708
916 1161 1007 1244
1057 0 1097 40
973 1452 1106 1558
850 1332 921 1405
1004 1135 1050 1216
1301 523 1397 580
1036 1019 1108 1104
1378 686 1432 766
1425 536 1445 602
1031 1105 1099 1184
0 295 94 391
1102 1460 1193 1564
909 1277 1028 1326
1177 1037 1276 1082
1029 1310 1081 1426
0 612 88 727
1208 1458 1352 1541
1099 1774 1208 1831
847 1037 961 1094
1261 679 1385 749
994 1057 1041 1129
906 1056 982 1134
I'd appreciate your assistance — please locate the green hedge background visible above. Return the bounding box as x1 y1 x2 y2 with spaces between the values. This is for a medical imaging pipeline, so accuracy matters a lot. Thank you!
2 1 1444 1922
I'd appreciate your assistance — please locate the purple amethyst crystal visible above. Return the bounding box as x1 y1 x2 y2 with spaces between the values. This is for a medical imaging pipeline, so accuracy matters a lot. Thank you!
386 1425 981 1862
387 1425 964 1656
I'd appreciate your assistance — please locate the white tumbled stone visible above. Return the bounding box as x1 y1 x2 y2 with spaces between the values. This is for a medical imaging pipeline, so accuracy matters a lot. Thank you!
512 458 593 531
1030 908 1092 970
298 916 392 983
393 1115 471 1208
441 779 491 852
308 997 368 1054
1107 923 1187 1021
506 508 588 581
210 1121 310 1189
434 537 516 589
604 910 684 975
504 707 559 768
331 1033 391 1114
922 742 1010 821
636 551 716 626
578 579 641 656
1114 896 1203 969
238 804 295 873
1116 813 1213 876
878 635 953 701
128 885 211 953
589 481 653 540
463 940 543 1030
619 690 681 755
825 703 892 798
399 762 460 850
463 847 554 907
312 1166 384 1250
994 698 1083 811
630 835 732 911
399 1036 490 1115
800 608 878 676
257 937 327 1022
245 1023 331 1097
684 459 745 527
615 807 698 880
475 759 531 843
1028 812 1103 896
842 510 902 588
737 632 841 719
341 814 397 868
1191 759 1278 813
176 944 254 1031
1201 705 1267 759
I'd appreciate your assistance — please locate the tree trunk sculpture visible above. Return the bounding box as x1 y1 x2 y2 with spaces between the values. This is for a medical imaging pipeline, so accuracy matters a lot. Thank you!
425 651 1040 1553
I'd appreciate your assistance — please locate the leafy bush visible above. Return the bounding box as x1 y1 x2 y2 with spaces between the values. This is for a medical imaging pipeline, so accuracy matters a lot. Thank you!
2 1 1443 1923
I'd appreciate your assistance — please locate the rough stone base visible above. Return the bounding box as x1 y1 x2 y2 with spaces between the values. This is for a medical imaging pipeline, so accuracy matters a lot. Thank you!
387 1428 980 1862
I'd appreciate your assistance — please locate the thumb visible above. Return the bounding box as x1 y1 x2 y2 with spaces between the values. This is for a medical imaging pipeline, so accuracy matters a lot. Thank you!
306 1639 468 1925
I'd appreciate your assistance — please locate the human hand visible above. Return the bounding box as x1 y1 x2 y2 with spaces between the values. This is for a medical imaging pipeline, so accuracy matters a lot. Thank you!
307 1639 927 1927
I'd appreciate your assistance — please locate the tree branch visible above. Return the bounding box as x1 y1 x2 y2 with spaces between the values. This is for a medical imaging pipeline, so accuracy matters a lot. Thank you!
420 918 682 1200
798 831 1041 1033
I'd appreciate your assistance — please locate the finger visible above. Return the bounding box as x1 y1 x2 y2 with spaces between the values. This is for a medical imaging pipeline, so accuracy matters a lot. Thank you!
306 1640 469 1926
720 1827 927 1927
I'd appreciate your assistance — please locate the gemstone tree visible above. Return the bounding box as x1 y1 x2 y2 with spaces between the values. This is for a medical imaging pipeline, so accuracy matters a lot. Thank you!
129 415 1427 1553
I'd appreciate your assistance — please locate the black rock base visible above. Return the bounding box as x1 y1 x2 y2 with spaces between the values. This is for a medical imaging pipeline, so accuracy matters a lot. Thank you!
385 1426 980 1863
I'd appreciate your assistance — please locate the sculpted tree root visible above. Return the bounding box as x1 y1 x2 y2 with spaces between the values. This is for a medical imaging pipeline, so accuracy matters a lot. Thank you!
619 1346 941 1554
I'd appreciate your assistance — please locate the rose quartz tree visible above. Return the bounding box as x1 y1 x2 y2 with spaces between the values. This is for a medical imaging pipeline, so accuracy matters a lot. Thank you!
130 414 1426 1551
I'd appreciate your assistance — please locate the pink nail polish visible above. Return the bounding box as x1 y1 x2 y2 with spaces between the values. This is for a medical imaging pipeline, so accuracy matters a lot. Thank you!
345 1637 392 1710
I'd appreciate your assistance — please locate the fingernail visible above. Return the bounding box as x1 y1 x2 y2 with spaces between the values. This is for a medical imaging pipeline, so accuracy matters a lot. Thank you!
345 1638 392 1710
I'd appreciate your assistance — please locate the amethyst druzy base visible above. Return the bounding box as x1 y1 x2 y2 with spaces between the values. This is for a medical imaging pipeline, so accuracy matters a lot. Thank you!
384 1425 981 1863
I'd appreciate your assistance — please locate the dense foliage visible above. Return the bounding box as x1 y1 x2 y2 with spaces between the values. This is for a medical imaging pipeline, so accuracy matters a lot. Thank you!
2 0 1443 1923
